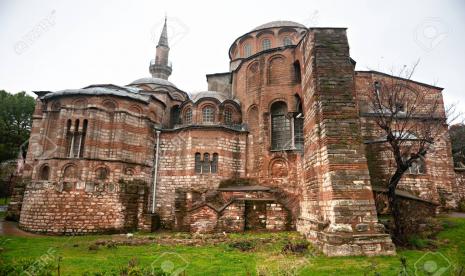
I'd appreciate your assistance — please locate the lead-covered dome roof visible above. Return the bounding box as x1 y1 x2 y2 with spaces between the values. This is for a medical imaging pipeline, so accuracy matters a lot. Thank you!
252 20 306 31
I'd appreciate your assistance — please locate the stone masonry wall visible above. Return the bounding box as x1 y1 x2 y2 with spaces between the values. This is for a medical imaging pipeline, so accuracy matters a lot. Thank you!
154 128 247 228
296 28 395 256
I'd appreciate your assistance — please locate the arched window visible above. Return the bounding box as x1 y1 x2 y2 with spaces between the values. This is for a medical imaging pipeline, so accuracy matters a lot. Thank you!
283 37 292 46
66 118 88 158
195 153 202 173
184 108 192 124
262 39 271 50
294 95 304 151
80 119 87 158
211 153 218 173
271 102 291 150
170 105 180 128
71 119 80 157
224 109 233 125
39 165 50 180
243 44 252 58
408 157 426 175
202 107 215 123
202 153 210 173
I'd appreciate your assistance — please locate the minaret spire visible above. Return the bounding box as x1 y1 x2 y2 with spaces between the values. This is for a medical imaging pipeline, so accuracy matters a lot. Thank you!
158 16 169 47
150 16 172 80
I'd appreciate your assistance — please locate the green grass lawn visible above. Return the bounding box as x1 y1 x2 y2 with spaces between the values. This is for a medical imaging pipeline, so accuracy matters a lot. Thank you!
0 217 464 275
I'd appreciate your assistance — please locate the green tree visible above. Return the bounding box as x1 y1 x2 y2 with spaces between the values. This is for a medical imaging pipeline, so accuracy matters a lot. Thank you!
0 90 35 163
450 123 465 167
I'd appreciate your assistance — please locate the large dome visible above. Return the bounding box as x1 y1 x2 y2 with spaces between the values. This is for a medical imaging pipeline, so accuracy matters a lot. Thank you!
252 20 306 31
129 77 177 88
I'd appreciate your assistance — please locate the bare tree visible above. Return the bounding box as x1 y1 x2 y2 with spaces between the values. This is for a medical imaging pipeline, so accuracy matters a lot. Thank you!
367 62 460 244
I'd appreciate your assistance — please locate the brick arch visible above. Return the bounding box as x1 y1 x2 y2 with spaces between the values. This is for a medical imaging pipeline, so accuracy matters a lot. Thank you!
246 61 260 91
256 29 274 38
197 101 218 124
38 163 51 180
62 163 78 180
129 104 142 115
267 97 288 112
268 55 289 85
246 105 259 130
50 101 61 111
72 98 88 108
94 165 110 181
269 157 289 177
102 99 117 111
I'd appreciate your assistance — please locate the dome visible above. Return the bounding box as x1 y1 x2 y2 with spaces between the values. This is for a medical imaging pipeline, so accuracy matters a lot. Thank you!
190 91 240 105
129 77 177 88
252 20 306 31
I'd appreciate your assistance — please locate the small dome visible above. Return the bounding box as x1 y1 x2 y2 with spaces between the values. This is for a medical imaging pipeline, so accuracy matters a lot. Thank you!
190 91 240 105
252 20 306 31
129 77 177 88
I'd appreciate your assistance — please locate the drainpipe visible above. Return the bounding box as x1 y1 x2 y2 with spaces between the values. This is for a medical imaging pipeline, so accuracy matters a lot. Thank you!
152 129 161 213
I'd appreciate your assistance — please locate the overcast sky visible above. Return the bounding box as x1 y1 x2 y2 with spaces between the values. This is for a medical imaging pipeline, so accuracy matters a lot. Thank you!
1 0 464 113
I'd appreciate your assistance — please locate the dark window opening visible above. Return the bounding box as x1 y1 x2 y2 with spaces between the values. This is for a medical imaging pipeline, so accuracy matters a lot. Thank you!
170 105 181 128
293 61 301 83
271 102 291 150
39 165 50 180
195 153 202 173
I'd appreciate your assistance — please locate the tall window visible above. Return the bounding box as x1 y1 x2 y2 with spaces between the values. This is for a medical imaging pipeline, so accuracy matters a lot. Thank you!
224 109 232 125
283 37 292 46
202 153 210 173
66 118 87 158
184 108 192 124
202 107 214 123
194 152 219 174
195 153 202 173
262 39 271 50
271 102 291 150
211 153 218 173
170 105 180 128
243 44 251 58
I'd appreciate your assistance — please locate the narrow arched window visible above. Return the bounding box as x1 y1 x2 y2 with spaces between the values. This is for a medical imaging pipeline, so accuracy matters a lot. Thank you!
224 109 232 125
71 119 80 158
170 105 180 128
243 44 251 58
262 39 271 50
211 153 218 173
39 165 50 180
195 153 202 173
184 108 192 124
202 107 214 123
80 119 88 158
65 119 72 157
271 102 291 150
202 153 210 173
283 37 292 46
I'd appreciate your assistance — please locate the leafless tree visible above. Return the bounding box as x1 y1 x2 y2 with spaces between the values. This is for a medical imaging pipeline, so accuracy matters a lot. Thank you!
367 61 460 243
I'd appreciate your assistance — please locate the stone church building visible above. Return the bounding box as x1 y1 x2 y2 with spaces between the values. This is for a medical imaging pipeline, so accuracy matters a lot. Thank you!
11 19 461 256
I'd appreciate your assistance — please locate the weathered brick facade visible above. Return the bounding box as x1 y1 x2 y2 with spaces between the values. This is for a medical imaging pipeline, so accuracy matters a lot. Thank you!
10 19 459 256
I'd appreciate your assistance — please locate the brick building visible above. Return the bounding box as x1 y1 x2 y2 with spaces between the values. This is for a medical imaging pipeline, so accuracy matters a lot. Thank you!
11 19 461 256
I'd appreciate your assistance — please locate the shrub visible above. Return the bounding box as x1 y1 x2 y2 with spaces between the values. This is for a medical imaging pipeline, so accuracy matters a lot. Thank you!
458 198 465 212
282 240 309 254
228 240 255 251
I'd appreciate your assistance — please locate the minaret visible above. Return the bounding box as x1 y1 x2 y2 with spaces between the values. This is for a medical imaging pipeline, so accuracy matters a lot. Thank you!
150 17 172 80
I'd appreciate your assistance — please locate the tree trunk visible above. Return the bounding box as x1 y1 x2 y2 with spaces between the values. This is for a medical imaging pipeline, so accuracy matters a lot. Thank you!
388 168 407 244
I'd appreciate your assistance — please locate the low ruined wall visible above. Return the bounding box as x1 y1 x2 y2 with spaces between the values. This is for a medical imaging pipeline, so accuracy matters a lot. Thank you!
19 180 149 234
